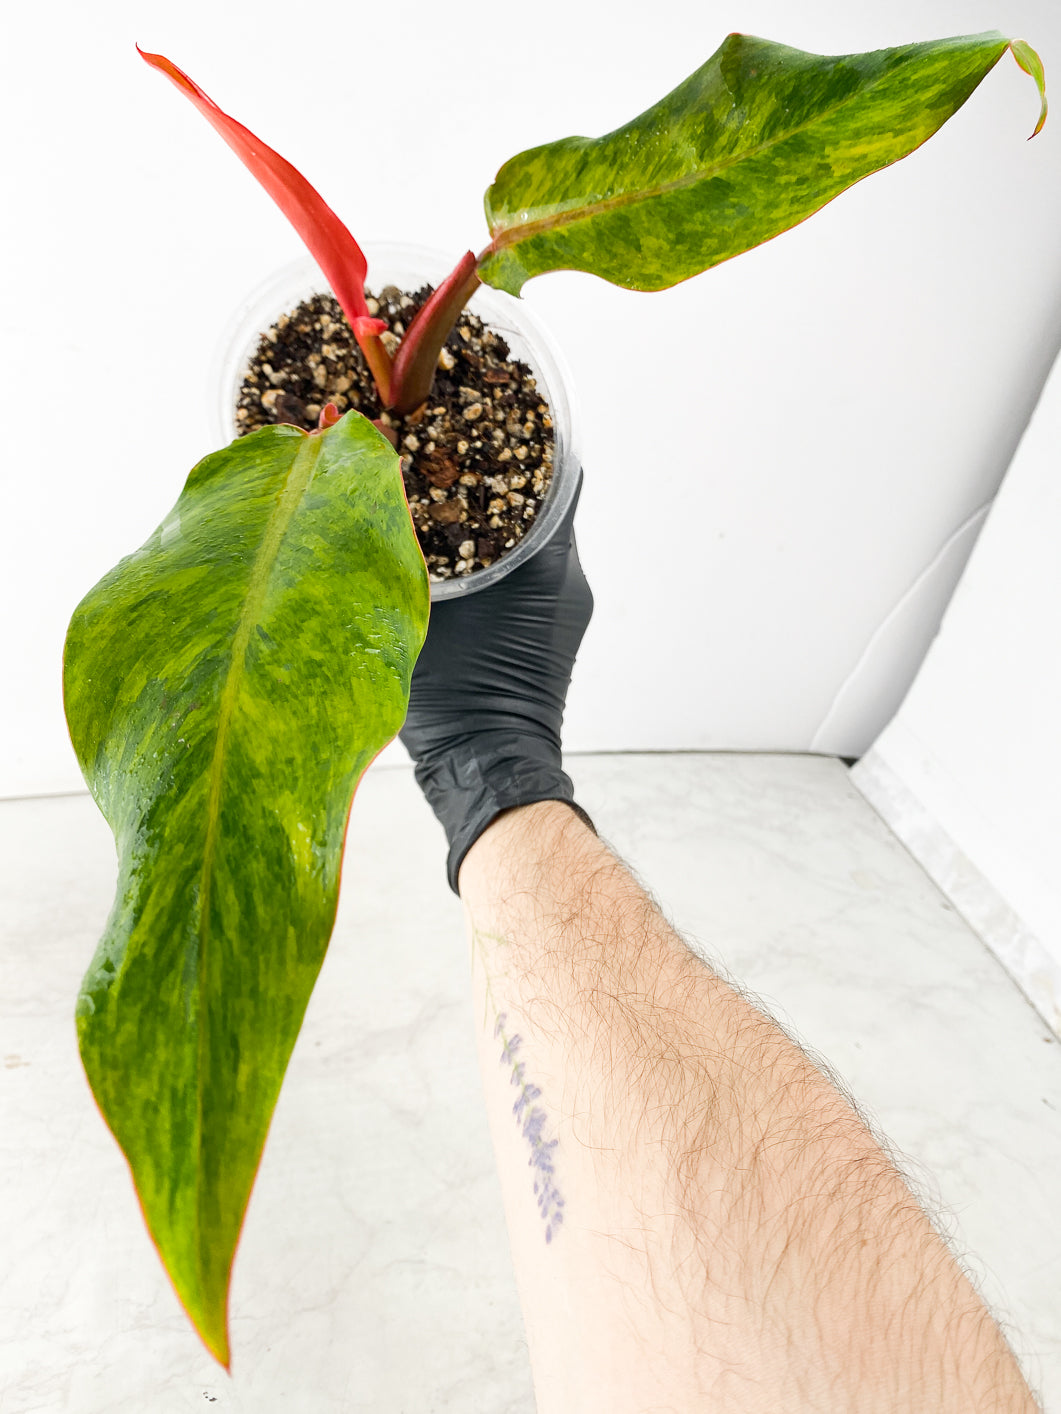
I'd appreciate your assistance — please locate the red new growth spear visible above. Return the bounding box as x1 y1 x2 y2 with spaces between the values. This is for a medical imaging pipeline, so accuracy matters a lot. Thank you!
136 47 395 403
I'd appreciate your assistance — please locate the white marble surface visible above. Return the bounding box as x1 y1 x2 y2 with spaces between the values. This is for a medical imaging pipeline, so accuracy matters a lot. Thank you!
2 754 1058 1411
852 743 1061 1039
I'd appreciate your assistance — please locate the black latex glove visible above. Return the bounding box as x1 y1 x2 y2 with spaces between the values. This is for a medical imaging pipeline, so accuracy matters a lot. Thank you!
399 474 594 893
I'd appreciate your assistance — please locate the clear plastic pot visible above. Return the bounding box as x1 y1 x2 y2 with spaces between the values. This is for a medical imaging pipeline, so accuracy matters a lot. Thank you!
211 242 582 601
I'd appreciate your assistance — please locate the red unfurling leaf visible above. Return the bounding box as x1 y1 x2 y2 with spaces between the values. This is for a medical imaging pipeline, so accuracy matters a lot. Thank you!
137 48 388 346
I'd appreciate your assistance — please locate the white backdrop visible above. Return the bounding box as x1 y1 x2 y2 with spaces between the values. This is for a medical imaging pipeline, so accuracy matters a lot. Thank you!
853 347 1061 1036
3 0 1060 796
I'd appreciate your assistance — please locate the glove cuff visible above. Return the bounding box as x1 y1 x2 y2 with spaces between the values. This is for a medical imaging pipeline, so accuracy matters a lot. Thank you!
411 732 595 894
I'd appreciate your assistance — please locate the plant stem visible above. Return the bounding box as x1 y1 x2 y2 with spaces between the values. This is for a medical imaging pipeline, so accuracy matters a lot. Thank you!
387 251 481 414
355 326 394 407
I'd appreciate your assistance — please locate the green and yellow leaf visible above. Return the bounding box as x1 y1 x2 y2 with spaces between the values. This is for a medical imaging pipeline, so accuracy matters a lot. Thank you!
63 413 429 1365
479 31 1047 295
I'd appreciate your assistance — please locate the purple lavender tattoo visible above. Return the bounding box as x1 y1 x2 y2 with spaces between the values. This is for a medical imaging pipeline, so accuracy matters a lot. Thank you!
495 1012 565 1243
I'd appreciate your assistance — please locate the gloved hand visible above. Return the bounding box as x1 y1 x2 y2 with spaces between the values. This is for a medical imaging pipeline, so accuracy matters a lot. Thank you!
399 474 594 893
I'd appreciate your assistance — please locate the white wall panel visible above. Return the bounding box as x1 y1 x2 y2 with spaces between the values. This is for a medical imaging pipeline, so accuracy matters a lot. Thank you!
853 346 1061 1036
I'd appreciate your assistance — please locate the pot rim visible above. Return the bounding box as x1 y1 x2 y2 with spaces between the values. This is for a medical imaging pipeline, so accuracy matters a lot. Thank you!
210 242 583 601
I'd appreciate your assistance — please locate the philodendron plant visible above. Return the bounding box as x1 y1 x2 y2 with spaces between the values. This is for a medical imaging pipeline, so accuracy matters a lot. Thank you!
64 31 1045 1365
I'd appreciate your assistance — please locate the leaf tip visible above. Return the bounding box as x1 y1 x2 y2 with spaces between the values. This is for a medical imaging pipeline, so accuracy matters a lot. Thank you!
136 43 174 77
136 44 209 105
179 1281 232 1369
215 1337 233 1373
1009 38 1048 138
202 1321 232 1371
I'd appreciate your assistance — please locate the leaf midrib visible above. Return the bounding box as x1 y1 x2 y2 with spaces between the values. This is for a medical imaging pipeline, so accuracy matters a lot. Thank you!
487 41 999 253
194 430 320 1268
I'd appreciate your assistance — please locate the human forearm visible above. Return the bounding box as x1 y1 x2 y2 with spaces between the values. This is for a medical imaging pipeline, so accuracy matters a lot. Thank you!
460 801 1038 1414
